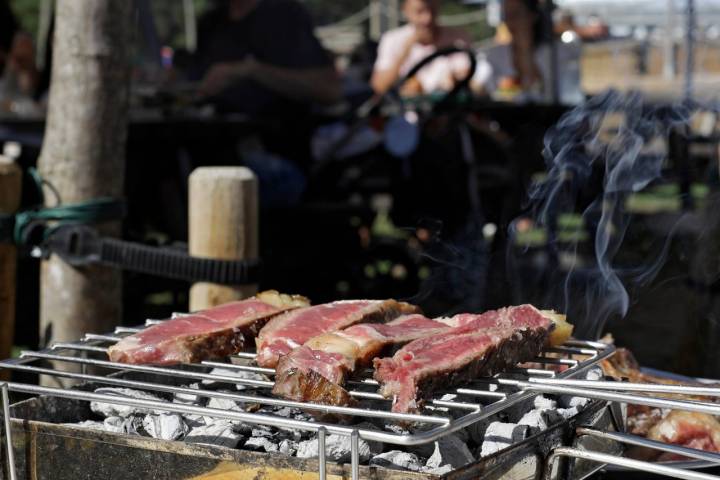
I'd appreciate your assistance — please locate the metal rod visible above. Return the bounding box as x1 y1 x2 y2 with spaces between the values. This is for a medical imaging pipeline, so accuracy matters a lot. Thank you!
318 427 327 480
351 430 360 480
0 362 450 425
1 383 17 480
530 377 720 397
546 446 720 480
577 428 720 464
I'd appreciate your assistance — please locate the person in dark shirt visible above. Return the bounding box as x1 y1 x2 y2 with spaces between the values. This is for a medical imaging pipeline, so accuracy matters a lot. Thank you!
193 0 341 115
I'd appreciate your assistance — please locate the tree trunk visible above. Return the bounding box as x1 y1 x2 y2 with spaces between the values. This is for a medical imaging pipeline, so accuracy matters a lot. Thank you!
37 0 133 383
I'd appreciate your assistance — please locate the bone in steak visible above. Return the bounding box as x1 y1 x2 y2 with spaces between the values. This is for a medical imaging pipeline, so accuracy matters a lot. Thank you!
255 299 419 368
272 314 452 404
374 305 556 413
108 291 309 365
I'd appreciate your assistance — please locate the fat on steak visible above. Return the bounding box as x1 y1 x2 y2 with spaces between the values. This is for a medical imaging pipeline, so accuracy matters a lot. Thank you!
272 314 452 405
373 305 556 413
108 291 308 365
255 299 419 369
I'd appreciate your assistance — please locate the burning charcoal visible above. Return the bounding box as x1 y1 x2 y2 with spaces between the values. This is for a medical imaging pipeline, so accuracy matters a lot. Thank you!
557 406 579 420
244 436 280 453
424 434 475 472
296 433 376 463
517 408 563 432
186 421 243 449
277 427 303 443
480 422 531 457
558 394 589 410
103 416 144 435
251 427 275 438
533 395 557 410
90 388 165 417
173 384 203 405
183 414 215 428
142 413 188 441
207 396 243 412
370 451 423 472
279 439 297 455
585 367 603 381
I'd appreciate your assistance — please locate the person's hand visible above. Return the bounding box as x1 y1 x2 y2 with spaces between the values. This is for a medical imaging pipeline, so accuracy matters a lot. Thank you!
197 57 258 98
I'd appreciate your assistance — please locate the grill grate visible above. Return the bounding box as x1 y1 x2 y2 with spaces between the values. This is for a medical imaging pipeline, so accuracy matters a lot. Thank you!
4 317 719 479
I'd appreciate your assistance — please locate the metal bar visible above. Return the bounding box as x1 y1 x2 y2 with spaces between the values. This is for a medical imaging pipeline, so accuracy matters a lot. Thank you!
84 334 123 342
2 383 17 480
0 362 450 425
521 382 720 416
530 378 720 397
351 430 360 480
577 428 720 464
318 427 327 480
546 446 720 480
20 351 275 388
51 343 107 353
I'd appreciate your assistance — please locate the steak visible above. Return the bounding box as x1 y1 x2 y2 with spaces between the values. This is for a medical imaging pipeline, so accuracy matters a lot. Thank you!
272 314 451 404
108 291 308 365
373 305 556 413
255 299 419 368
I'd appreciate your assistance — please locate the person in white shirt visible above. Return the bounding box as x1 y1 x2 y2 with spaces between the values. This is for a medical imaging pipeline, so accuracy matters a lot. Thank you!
371 0 486 96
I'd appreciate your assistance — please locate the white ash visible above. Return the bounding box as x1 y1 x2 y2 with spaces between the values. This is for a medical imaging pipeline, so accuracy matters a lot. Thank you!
370 451 423 472
104 416 144 435
480 422 531 457
90 388 166 417
518 408 563 432
296 431 382 463
279 439 298 455
173 384 203 404
185 421 243 449
244 436 280 453
424 434 475 472
142 413 188 441
207 396 244 412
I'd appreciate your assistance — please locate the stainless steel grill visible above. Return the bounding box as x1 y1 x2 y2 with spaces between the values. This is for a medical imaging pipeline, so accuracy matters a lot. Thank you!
1 317 720 480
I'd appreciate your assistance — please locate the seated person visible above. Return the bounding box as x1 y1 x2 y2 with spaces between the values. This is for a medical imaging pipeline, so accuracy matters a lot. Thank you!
191 0 341 115
371 0 487 96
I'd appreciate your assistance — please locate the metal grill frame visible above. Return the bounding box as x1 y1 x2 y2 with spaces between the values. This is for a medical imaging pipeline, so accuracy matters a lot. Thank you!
2 318 720 480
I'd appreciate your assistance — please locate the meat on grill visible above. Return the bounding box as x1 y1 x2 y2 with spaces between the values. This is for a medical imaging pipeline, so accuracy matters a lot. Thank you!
108 291 309 365
272 314 453 404
255 299 419 369
647 411 720 461
374 305 556 414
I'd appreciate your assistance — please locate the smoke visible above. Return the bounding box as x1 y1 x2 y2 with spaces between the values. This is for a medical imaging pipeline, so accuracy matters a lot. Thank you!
514 90 692 338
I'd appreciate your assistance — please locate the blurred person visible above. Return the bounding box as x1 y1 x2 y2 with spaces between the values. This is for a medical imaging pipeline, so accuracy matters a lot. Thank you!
371 0 488 96
191 0 341 114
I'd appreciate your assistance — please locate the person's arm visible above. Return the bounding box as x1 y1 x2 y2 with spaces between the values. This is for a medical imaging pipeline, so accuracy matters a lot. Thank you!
198 57 341 105
371 31 418 94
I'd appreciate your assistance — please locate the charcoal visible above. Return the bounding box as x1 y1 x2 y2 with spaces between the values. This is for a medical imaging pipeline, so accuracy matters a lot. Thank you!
533 395 557 410
277 427 303 443
424 434 475 471
244 436 279 453
142 413 188 441
557 406 580 419
251 427 274 438
518 408 563 432
278 439 297 455
370 451 423 471
480 422 531 457
173 384 203 404
296 434 376 463
183 414 215 428
90 388 165 417
207 396 243 412
185 421 243 448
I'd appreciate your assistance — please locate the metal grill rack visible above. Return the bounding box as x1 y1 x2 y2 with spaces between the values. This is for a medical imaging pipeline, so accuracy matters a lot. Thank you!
2 317 720 480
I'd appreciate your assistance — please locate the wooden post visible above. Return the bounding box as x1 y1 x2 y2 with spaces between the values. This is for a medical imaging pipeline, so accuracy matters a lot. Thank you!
36 1 132 384
189 167 258 311
0 157 22 377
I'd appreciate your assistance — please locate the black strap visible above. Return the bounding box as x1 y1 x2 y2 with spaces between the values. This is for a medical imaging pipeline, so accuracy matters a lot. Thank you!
43 225 260 285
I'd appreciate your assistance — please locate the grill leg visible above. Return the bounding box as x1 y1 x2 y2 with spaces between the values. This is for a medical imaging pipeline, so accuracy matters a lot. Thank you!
318 427 326 480
351 429 360 480
1 383 16 480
